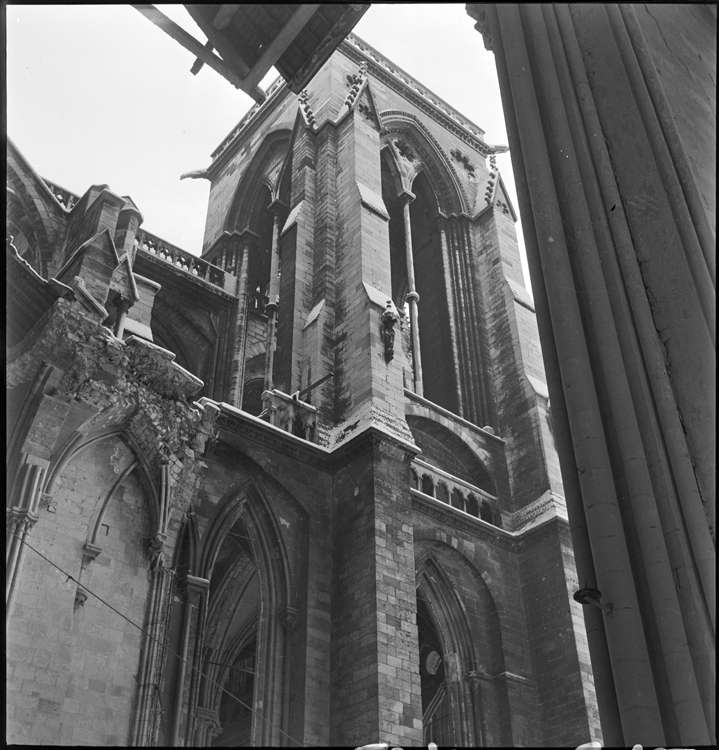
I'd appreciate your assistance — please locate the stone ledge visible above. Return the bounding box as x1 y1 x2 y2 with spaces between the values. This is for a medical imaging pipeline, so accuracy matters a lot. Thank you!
282 201 304 235
356 181 390 220
506 278 535 312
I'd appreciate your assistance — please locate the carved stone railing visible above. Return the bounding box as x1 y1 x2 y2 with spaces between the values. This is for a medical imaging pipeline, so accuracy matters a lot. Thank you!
135 229 231 292
41 178 232 293
43 179 79 211
411 457 503 527
261 389 318 443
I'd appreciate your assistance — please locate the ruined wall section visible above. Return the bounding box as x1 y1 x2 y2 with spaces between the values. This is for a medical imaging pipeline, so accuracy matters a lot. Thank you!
6 289 214 746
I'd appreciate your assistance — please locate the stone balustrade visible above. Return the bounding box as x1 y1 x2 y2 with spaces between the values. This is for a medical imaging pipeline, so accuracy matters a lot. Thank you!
135 229 228 291
42 178 231 294
261 389 318 443
411 457 502 527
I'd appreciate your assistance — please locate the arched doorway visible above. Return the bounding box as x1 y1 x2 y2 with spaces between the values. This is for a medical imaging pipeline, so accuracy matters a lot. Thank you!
417 591 453 745
416 554 487 747
197 482 293 747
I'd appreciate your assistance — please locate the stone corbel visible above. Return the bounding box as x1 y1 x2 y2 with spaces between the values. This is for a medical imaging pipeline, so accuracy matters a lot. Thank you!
82 542 103 570
182 574 210 603
74 584 89 611
39 492 57 513
195 706 222 745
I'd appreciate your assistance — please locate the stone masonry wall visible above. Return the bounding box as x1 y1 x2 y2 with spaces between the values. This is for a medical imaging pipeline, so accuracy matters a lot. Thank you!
473 209 550 510
518 521 598 745
7 437 151 745
330 436 422 747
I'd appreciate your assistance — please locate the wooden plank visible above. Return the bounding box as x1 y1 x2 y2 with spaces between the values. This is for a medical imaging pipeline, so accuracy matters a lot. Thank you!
241 4 320 90
212 4 241 31
132 6 250 90
182 5 266 103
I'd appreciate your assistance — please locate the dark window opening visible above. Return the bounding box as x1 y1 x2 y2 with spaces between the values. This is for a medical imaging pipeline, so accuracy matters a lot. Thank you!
417 592 453 746
213 636 257 747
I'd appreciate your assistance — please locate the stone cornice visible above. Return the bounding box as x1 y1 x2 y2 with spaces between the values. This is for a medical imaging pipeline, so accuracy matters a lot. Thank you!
135 249 237 302
215 403 330 469
405 389 505 444
213 402 417 473
342 35 490 156
412 490 514 550
412 490 567 550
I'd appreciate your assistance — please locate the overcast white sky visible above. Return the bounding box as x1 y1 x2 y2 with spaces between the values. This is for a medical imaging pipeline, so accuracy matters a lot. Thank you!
6 4 529 288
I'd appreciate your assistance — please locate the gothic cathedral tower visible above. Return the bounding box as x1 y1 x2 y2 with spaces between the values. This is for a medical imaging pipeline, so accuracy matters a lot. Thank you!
193 36 600 747
6 35 601 748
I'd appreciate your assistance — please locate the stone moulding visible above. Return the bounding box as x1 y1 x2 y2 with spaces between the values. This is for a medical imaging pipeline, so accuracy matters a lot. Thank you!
412 489 568 551
214 401 419 471
405 389 505 444
342 35 489 155
210 75 288 162
411 490 513 550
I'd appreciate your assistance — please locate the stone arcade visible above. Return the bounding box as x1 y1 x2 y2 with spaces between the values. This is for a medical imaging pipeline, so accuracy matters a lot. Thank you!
10 14 699 747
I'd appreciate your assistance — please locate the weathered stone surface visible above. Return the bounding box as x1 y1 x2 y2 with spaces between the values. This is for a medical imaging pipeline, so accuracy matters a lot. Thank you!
4 27 632 748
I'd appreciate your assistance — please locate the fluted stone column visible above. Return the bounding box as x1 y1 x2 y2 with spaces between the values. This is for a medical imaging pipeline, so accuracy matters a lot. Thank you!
467 4 715 745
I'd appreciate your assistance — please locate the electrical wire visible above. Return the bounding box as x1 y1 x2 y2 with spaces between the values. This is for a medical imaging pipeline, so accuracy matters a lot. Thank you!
10 531 304 748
